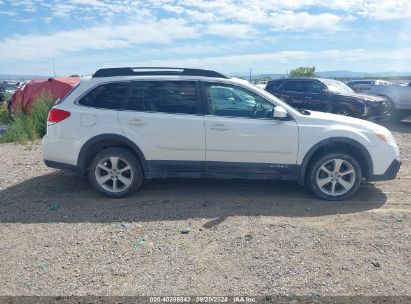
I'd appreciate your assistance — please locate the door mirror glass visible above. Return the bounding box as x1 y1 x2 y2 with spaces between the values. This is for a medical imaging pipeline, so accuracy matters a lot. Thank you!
273 106 288 119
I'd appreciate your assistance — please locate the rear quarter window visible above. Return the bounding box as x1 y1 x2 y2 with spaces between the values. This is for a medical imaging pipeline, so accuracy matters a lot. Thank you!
78 82 133 110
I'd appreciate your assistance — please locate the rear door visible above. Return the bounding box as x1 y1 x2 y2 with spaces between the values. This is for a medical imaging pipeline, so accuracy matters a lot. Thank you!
303 80 331 112
118 80 205 173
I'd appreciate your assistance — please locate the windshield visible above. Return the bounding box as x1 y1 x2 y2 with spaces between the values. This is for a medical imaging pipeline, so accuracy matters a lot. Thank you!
323 79 354 94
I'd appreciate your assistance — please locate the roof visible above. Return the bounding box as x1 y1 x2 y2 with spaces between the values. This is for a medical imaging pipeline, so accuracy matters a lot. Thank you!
92 67 229 79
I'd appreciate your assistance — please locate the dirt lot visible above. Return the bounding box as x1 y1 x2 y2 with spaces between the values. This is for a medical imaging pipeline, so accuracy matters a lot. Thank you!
0 122 410 297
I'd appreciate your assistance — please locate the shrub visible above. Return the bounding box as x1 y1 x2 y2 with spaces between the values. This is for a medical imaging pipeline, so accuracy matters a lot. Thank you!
289 66 319 78
0 101 11 125
0 91 54 144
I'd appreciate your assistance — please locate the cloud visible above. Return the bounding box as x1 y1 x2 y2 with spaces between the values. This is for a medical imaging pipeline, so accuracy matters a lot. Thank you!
0 11 17 16
0 19 198 60
137 48 411 72
1 0 410 75
2 47 411 75
206 23 257 38
267 11 341 31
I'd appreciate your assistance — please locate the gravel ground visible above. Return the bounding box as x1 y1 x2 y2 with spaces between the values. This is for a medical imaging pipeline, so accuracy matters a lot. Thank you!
0 122 410 296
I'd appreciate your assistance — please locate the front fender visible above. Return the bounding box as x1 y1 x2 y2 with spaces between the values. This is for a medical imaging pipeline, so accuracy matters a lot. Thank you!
297 136 373 185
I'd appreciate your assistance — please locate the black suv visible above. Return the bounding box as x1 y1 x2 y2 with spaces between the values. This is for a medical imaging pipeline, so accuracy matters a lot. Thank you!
265 78 390 120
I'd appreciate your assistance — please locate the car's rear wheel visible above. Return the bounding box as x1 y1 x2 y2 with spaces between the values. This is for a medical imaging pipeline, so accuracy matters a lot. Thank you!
88 147 143 198
308 153 362 201
335 107 355 117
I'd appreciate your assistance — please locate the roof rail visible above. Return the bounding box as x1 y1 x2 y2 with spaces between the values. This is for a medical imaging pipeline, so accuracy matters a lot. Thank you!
92 67 229 79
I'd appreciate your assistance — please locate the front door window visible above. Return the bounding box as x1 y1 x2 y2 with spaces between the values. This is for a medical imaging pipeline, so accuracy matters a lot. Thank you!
205 83 274 119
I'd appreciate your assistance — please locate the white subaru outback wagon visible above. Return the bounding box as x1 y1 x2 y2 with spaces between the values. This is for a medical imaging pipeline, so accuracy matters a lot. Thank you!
42 67 401 200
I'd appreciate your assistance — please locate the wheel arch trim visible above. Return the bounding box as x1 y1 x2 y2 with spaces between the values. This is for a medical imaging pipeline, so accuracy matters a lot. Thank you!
77 133 148 175
298 137 373 184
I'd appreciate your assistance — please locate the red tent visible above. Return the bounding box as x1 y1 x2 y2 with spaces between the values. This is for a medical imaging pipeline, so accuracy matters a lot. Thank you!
11 77 80 113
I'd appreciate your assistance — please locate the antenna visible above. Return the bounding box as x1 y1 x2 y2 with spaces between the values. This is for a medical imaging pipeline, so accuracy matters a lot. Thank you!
52 60 56 77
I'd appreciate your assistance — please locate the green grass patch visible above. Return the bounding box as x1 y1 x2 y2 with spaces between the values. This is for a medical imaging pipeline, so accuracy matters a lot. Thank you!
0 92 54 144
0 102 11 125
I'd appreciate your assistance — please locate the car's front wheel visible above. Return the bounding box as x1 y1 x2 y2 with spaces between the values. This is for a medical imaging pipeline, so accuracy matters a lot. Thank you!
307 153 362 201
88 147 143 198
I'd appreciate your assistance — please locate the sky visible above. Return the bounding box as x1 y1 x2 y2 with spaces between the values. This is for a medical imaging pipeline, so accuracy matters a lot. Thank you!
0 0 410 76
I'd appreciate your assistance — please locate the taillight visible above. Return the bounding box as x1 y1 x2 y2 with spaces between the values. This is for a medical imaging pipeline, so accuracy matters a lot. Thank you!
47 108 71 125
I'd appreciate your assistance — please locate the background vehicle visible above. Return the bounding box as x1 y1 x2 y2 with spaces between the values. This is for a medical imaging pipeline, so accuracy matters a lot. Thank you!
42 68 400 201
366 84 411 121
265 78 390 120
10 77 80 114
347 79 391 93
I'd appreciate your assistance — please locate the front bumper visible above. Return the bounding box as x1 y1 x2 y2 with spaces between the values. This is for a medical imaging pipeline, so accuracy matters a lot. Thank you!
369 159 401 182
363 101 390 121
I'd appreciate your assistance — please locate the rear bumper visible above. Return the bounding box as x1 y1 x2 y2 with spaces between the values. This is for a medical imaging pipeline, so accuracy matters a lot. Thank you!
369 159 401 182
44 159 85 177
42 135 82 166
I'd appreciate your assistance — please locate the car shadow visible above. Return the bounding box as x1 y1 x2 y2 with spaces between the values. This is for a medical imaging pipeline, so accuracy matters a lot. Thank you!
0 171 387 225
382 120 411 133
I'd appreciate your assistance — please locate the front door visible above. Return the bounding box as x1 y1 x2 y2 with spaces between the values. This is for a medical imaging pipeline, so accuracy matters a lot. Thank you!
202 82 299 176
303 80 330 112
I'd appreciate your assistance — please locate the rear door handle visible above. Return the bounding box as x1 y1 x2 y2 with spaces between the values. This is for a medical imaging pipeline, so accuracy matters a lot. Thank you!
127 118 147 126
209 123 229 131
304 96 313 99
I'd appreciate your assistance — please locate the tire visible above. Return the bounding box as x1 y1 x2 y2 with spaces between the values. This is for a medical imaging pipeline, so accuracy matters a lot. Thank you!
307 153 362 201
335 107 355 117
88 147 143 198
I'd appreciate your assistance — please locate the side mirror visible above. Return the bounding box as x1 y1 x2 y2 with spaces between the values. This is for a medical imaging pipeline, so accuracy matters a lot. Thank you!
273 106 288 119
227 97 236 103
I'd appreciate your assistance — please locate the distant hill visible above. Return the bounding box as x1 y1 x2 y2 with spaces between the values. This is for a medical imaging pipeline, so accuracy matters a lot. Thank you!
317 71 411 78
232 70 411 80
0 74 51 81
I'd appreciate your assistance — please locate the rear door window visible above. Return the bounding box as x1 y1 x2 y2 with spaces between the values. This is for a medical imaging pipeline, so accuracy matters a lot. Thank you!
143 81 199 115
126 82 144 111
306 80 325 94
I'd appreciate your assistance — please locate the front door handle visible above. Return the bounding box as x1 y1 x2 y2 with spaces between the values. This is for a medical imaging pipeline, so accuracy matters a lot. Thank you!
127 118 147 126
304 96 313 99
209 123 229 131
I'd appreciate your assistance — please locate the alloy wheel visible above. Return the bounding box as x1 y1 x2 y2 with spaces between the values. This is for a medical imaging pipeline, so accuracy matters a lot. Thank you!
315 158 356 196
94 156 133 193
